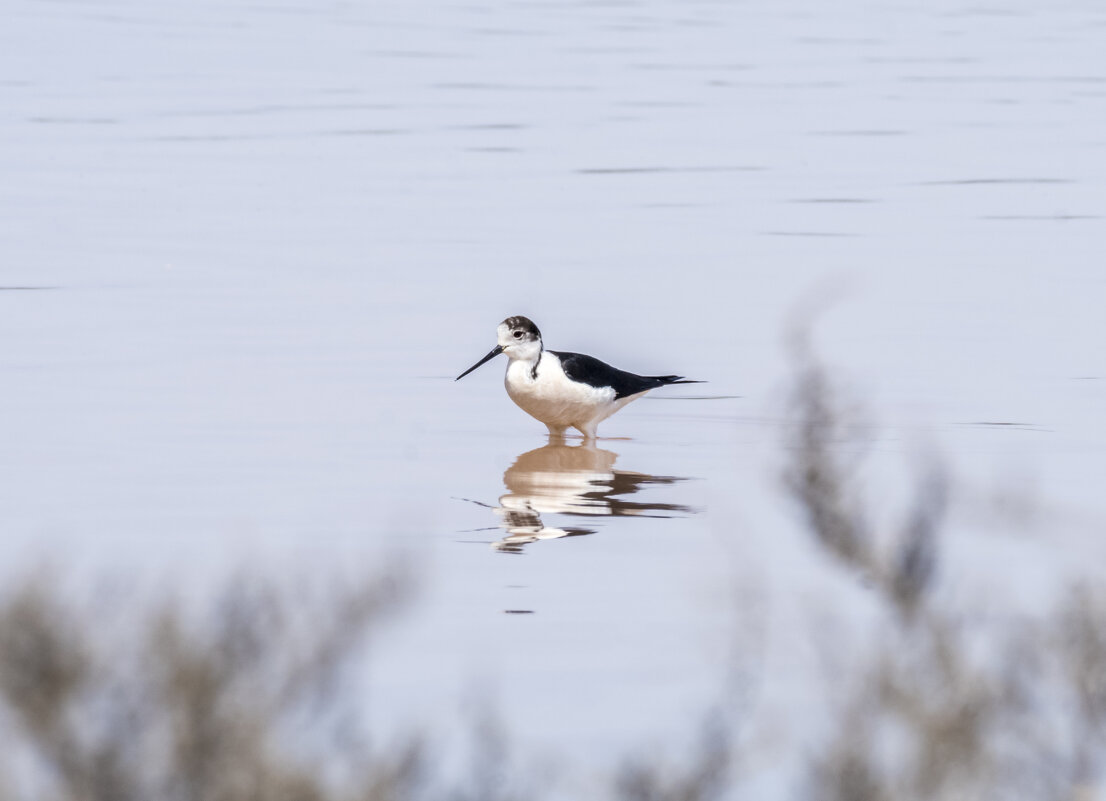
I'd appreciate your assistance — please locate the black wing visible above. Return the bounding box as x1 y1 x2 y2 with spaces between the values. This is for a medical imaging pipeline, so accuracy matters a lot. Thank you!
550 351 699 400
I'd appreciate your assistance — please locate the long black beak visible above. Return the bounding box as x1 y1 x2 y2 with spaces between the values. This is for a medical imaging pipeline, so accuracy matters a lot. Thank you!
455 345 503 380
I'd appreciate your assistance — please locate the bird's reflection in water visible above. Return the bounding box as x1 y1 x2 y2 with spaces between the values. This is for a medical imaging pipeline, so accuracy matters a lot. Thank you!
492 438 693 553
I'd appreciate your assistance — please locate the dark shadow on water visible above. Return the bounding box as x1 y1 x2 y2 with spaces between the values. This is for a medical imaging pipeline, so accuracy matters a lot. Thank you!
919 177 1074 185
489 438 694 553
981 214 1099 221
761 231 858 238
808 129 908 136
956 420 1051 432
577 165 763 175
789 197 878 204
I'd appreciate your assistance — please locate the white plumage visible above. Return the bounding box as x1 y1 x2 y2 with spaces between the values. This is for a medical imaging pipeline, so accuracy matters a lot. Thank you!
504 350 645 439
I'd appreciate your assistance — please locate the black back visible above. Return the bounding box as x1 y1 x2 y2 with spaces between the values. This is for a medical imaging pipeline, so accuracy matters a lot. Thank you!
551 351 694 399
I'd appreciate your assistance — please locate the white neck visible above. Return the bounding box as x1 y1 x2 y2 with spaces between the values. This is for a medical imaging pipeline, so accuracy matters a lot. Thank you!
503 339 542 363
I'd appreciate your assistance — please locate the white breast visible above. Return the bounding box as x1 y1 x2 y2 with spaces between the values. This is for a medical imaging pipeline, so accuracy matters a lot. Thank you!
504 352 615 428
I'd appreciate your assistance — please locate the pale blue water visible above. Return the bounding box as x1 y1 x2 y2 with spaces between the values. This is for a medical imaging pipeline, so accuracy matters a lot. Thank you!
3 0 1105 792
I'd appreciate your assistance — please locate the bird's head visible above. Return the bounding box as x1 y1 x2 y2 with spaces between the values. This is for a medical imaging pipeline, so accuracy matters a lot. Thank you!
455 316 542 381
496 316 542 360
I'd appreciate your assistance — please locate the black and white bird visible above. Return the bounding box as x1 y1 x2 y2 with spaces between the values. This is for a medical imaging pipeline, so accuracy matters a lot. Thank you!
455 316 699 440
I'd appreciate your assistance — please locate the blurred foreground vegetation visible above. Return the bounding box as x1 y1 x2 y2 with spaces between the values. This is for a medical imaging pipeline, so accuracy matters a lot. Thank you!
0 346 1102 800
785 340 1106 801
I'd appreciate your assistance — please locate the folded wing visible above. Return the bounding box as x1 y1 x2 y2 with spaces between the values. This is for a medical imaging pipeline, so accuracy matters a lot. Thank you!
551 351 701 400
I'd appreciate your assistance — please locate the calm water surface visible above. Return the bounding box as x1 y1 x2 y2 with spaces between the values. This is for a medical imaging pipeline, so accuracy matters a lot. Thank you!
3 0 1105 791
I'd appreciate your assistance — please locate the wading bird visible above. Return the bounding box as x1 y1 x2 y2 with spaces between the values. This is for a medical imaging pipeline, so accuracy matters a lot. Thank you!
456 316 699 440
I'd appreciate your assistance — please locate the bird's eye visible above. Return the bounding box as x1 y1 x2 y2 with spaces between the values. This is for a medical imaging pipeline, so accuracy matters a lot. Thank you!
513 331 523 339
